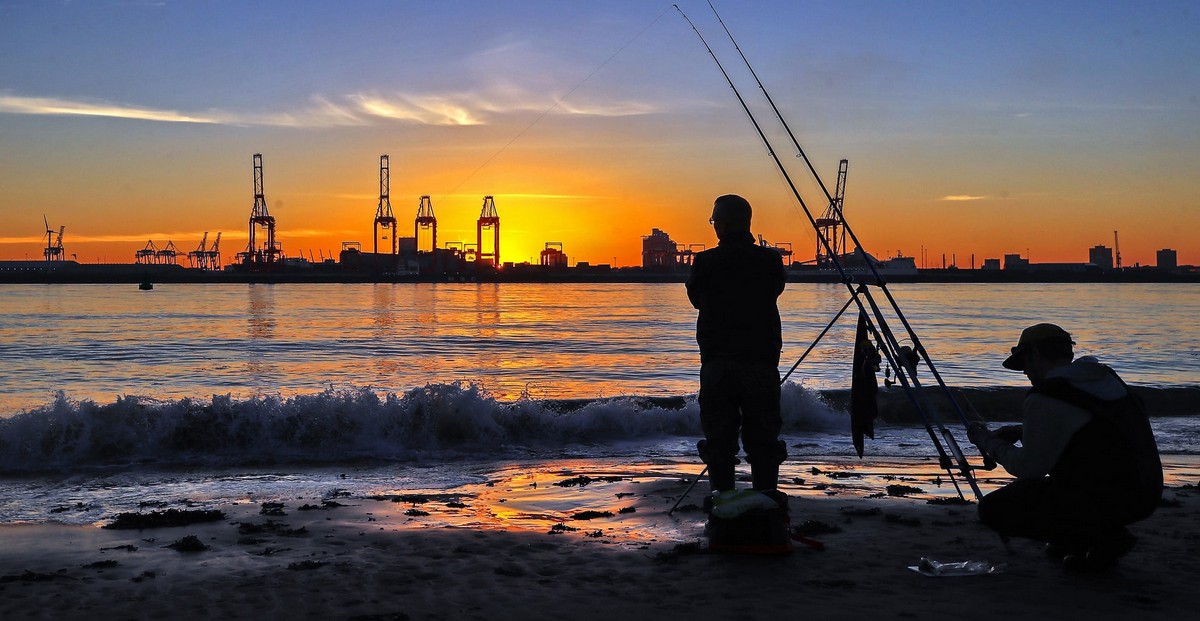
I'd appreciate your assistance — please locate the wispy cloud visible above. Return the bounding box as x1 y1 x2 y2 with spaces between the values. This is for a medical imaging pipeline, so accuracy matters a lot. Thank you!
0 85 657 128
939 195 991 201
0 95 217 123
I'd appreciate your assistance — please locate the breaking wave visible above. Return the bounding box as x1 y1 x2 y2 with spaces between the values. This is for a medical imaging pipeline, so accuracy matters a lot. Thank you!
0 382 844 472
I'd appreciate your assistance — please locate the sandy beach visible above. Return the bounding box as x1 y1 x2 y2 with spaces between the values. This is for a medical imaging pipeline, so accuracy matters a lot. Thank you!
1 457 1196 621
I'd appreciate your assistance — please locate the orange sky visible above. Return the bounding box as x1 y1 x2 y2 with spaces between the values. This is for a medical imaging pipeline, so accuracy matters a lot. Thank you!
2 2 1198 267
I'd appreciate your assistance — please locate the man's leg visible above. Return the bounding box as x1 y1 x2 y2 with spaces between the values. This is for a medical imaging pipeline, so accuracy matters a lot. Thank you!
740 362 785 491
699 360 741 493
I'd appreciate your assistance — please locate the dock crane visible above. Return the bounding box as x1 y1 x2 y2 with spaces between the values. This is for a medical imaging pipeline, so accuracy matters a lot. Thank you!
415 195 437 253
205 232 222 270
189 233 210 269
136 240 159 264
157 241 181 265
43 216 65 261
814 159 848 267
238 153 280 267
1114 230 1122 270
477 195 500 267
373 155 398 255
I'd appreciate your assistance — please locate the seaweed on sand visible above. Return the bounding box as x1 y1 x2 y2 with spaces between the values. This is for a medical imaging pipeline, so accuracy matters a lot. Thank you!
103 509 226 530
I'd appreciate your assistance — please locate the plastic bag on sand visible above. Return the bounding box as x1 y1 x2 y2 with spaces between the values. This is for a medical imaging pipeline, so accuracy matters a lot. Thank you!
908 557 1006 577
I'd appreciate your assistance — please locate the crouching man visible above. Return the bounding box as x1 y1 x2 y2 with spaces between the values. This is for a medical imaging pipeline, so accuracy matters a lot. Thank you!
968 323 1162 572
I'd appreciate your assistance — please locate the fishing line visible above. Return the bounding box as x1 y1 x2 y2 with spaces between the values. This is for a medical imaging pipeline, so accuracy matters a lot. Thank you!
677 3 988 499
439 6 672 203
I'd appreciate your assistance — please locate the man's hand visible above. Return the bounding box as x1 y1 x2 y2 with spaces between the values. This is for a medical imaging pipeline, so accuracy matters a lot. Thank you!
993 424 1023 443
967 422 990 447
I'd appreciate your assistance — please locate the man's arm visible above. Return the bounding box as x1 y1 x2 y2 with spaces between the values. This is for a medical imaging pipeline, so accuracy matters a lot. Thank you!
977 395 1091 479
685 253 707 310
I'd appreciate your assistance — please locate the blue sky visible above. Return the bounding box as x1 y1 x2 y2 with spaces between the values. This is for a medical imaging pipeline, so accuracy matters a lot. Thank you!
1 0 1197 266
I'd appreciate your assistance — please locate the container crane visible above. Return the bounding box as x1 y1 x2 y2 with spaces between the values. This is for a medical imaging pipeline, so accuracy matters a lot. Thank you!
415 195 437 253
43 216 65 261
238 153 280 267
477 195 500 268
205 232 222 270
188 233 210 269
373 155 397 255
157 241 181 265
814 159 848 267
136 240 159 264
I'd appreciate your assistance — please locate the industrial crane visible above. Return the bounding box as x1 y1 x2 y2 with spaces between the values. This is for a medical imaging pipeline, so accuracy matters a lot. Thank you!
373 155 398 255
157 241 181 265
1114 230 1122 270
477 195 500 267
205 232 222 270
239 153 280 267
189 233 210 269
415 195 437 253
814 159 848 267
43 216 65 261
136 240 159 264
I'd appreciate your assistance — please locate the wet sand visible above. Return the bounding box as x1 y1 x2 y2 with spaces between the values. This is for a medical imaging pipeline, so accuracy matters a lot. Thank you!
1 457 1196 621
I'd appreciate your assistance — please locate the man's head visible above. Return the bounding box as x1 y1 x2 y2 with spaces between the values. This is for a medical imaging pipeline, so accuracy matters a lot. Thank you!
710 194 752 240
1003 323 1075 384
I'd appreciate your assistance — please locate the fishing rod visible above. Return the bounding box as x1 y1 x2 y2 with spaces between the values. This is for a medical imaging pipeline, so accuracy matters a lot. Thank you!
704 0 987 446
674 4 986 499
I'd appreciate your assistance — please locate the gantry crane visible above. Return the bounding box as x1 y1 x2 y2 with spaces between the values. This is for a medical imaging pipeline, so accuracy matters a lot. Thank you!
205 232 222 270
188 233 210 269
43 216 65 262
157 241 181 265
136 240 159 264
814 159 849 267
477 195 500 268
239 153 280 267
415 195 437 253
373 155 398 255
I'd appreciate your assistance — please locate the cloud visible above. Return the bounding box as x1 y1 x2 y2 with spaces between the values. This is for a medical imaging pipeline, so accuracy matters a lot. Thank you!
0 85 657 128
0 94 217 123
349 93 483 126
939 195 990 201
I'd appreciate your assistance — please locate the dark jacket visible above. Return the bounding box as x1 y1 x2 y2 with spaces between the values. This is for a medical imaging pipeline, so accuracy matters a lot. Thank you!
685 230 785 365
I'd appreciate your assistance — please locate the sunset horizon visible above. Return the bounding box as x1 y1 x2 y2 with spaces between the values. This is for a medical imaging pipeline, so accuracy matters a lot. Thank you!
3 1 1198 267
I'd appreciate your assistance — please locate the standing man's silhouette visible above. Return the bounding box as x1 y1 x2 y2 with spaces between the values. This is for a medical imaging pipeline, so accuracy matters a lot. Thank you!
686 194 788 496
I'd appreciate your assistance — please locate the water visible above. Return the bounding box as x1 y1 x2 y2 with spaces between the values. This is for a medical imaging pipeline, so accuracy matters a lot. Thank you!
3 282 1197 412
0 282 1196 524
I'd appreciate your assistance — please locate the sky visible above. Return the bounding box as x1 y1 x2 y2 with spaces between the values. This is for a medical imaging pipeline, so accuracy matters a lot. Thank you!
1 0 1198 268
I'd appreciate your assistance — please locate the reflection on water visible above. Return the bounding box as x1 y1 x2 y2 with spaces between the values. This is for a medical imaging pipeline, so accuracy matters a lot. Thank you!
247 284 276 340
1 282 1197 413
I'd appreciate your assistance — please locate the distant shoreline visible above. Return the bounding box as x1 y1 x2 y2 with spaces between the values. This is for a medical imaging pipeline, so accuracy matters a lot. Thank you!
1 264 1198 284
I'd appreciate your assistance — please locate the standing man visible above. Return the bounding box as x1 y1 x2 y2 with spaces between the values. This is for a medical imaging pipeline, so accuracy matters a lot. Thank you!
686 194 788 500
968 323 1162 572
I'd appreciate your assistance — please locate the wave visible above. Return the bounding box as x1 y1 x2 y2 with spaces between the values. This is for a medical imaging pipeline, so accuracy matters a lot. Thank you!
0 382 844 472
3 382 1193 473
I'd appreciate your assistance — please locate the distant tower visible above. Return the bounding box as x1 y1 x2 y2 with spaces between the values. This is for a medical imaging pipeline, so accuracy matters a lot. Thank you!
477 195 500 267
415 195 437 253
373 155 397 255
814 159 848 266
244 153 280 267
